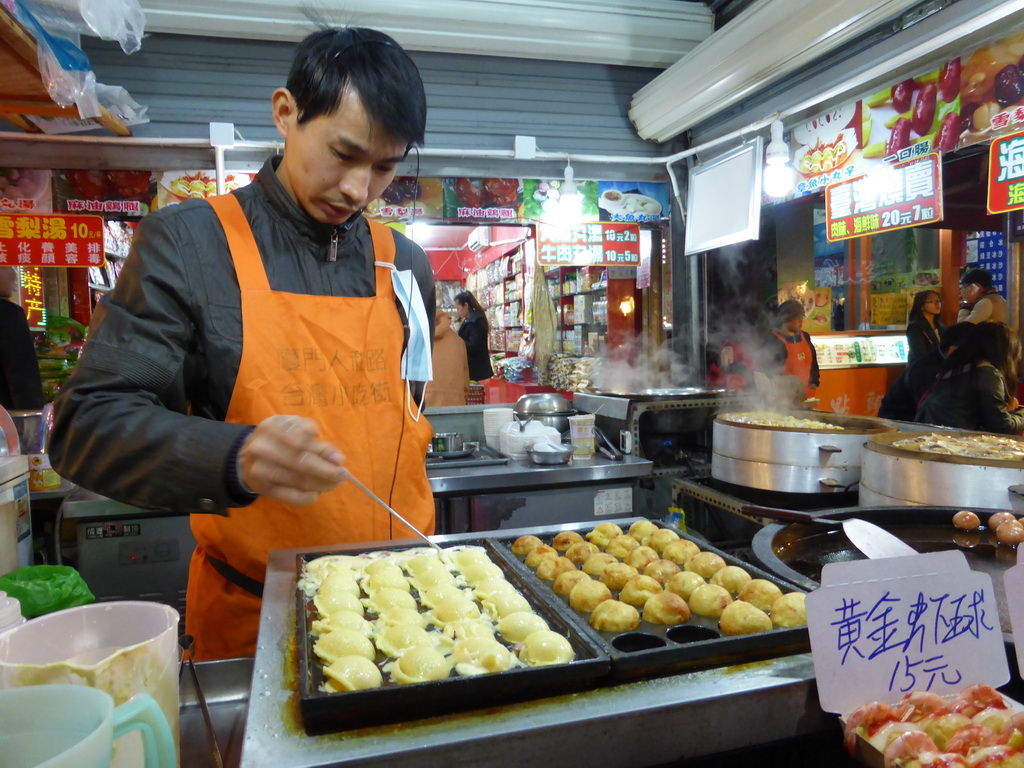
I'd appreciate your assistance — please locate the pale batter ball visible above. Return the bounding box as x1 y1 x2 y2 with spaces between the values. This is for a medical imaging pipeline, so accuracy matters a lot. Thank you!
624 546 660 571
643 528 681 554
314 588 365 618
517 631 575 666
405 553 447 577
318 570 361 600
552 530 585 551
586 522 624 548
581 552 618 577
710 565 752 596
661 538 701 565
605 534 641 558
363 560 405 580
535 556 577 581
719 600 773 636
374 607 426 630
311 610 371 637
665 571 705 601
565 541 600 565
431 594 482 626
460 562 504 586
390 647 452 684
553 569 591 596
451 637 515 676
600 562 639 591
441 619 495 647
497 611 549 643
362 570 411 595
618 574 663 608
472 578 517 602
738 579 783 613
644 559 682 585
512 535 545 556
771 592 807 628
323 655 383 692
525 544 559 569
418 584 465 610
589 599 641 633
628 519 660 542
688 583 732 618
685 551 727 580
641 591 691 625
569 579 613 612
375 624 434 658
481 590 532 620
314 628 376 664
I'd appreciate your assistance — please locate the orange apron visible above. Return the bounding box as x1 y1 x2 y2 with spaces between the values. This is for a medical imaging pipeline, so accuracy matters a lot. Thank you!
770 329 815 397
185 193 434 660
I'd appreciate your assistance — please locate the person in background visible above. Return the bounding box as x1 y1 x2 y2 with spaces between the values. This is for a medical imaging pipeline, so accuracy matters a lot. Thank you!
765 299 819 399
455 290 493 382
426 308 469 406
0 266 44 411
958 267 1007 324
905 290 945 365
879 322 973 422
49 27 436 660
916 321 1024 434
707 339 754 391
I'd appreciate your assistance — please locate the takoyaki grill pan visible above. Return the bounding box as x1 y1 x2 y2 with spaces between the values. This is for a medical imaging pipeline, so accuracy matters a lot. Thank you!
489 520 809 683
295 539 610 733
750 505 1019 640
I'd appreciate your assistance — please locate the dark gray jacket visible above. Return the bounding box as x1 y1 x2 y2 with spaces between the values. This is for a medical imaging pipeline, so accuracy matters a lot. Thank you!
50 157 434 514
915 363 1024 435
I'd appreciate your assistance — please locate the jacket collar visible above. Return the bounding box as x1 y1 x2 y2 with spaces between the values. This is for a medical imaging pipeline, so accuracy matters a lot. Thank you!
255 155 364 247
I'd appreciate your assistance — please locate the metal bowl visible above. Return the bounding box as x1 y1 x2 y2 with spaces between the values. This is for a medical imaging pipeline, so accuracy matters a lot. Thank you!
515 393 571 415
528 442 575 465
515 412 574 433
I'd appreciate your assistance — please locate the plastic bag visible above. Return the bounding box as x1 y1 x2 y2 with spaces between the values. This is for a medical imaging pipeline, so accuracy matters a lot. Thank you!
0 565 95 618
18 0 146 54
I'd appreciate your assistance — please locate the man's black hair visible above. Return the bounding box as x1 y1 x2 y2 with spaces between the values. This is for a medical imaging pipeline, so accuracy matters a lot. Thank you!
287 27 426 150
960 267 994 290
939 322 975 352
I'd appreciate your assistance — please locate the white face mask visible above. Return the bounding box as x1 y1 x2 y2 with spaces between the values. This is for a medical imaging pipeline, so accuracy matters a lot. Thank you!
382 265 433 384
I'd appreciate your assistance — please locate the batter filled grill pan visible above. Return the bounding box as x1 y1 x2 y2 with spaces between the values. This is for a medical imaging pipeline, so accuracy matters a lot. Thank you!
294 540 610 734
488 520 809 683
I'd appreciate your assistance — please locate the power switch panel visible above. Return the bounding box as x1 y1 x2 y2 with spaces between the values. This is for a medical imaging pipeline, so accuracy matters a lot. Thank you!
118 538 180 566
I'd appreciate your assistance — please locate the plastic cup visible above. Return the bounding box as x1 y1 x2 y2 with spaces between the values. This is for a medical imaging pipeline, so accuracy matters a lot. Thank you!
0 684 175 768
568 414 596 460
0 601 180 768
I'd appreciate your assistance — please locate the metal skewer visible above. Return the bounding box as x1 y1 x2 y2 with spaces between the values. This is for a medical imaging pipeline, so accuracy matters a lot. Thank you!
346 472 445 553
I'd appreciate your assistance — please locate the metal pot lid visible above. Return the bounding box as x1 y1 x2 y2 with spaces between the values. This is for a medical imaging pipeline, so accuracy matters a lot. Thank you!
715 411 897 435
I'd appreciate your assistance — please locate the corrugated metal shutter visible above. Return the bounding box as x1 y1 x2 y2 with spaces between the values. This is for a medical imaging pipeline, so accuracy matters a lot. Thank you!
80 34 665 178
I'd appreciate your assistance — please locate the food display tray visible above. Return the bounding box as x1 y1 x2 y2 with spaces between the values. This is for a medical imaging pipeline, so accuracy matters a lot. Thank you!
489 520 810 683
295 540 610 733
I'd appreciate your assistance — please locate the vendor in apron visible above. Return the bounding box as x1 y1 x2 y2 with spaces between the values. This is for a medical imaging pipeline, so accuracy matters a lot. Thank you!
48 28 436 660
768 299 820 399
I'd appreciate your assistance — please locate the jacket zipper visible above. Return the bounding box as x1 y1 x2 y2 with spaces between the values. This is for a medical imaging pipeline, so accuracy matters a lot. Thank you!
328 228 339 262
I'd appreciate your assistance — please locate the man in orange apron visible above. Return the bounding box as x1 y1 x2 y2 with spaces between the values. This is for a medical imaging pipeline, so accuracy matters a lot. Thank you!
768 299 820 399
49 28 436 659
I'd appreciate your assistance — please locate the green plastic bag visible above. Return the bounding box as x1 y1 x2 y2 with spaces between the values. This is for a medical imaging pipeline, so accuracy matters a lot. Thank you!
0 565 95 618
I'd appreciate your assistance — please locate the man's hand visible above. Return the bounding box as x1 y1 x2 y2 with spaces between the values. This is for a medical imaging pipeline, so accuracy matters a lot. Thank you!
239 415 346 506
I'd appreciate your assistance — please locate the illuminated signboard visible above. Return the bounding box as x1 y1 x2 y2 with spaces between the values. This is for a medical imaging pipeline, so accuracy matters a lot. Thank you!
987 129 1024 214
825 152 942 242
0 214 104 267
537 222 640 266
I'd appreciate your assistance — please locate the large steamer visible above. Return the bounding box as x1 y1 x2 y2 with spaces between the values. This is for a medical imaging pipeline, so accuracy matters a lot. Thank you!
712 412 898 495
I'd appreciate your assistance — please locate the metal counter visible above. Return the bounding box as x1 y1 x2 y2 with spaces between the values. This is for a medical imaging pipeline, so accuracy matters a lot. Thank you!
427 454 653 496
238 526 832 768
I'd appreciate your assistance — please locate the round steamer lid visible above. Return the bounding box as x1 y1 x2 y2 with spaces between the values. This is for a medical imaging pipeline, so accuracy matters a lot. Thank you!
866 430 1024 469
715 412 898 435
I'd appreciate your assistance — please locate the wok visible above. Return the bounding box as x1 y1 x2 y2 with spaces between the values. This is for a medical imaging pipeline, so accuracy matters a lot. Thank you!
749 505 1019 639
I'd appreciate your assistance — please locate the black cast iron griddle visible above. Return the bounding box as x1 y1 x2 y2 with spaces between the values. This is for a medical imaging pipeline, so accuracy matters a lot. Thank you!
749 505 1019 639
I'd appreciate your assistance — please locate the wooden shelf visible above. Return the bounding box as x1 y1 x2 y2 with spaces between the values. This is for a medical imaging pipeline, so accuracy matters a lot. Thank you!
0 7 130 135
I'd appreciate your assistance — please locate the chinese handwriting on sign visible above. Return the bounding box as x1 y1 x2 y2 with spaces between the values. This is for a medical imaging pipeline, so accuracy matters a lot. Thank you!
996 136 1024 208
832 587 993 693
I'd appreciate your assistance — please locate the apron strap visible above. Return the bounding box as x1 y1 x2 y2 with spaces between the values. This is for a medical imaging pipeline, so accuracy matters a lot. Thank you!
205 552 264 598
208 193 271 293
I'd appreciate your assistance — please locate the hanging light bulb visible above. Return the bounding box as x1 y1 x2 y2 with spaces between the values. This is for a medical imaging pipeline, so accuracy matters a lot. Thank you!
549 158 583 227
763 120 794 199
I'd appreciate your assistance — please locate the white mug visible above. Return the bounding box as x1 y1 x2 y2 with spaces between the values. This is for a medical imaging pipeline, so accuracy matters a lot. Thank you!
0 684 175 768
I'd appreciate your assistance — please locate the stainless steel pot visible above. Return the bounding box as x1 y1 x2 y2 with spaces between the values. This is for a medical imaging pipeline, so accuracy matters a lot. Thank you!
514 393 571 415
711 412 897 494
514 412 574 433
430 432 464 453
859 431 1024 511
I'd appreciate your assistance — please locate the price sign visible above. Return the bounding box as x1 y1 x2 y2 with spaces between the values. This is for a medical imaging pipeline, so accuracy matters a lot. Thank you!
987 129 1024 214
0 214 104 267
537 222 640 266
870 293 908 327
825 153 943 242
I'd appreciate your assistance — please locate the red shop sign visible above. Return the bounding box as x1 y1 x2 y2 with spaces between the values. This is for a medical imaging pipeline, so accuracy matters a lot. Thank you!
825 152 943 242
0 213 105 267
988 129 1024 214
537 222 640 266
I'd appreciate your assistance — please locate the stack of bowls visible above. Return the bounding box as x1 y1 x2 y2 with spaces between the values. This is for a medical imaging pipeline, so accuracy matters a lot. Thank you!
482 407 514 450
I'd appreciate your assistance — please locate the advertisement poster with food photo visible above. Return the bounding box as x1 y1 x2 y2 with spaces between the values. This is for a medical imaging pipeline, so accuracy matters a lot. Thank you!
443 178 522 222
54 170 156 217
805 287 833 332
860 59 961 170
366 177 442 221
0 169 52 213
154 171 254 209
596 181 668 223
792 103 865 198
522 178 599 222
960 28 1024 148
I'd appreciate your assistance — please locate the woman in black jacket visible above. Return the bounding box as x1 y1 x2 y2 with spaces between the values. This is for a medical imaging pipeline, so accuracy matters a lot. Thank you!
905 290 945 365
915 322 1024 434
455 291 493 382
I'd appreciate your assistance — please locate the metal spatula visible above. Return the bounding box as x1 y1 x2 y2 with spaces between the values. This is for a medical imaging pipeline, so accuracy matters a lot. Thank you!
346 472 444 553
841 518 918 559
